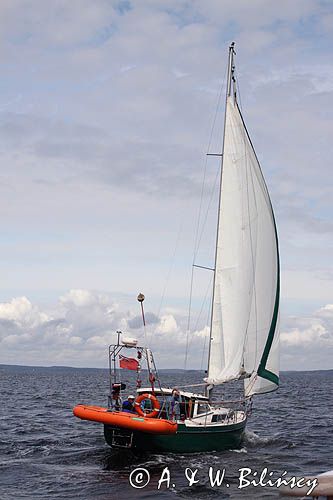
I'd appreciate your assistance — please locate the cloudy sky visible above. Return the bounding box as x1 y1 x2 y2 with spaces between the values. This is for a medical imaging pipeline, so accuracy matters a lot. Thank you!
0 0 332 371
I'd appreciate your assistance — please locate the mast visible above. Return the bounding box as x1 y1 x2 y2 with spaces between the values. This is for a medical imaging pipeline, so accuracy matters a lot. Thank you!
205 44 279 394
226 42 236 101
206 42 236 396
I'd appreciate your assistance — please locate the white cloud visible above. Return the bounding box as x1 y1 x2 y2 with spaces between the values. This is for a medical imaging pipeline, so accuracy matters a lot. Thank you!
156 314 179 335
0 0 117 49
68 335 83 345
280 304 333 370
0 296 49 328
60 288 111 308
0 290 119 360
0 289 209 368
0 290 332 370
281 323 327 347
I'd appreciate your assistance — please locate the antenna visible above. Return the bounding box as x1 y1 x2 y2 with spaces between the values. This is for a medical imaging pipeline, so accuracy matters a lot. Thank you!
137 293 147 345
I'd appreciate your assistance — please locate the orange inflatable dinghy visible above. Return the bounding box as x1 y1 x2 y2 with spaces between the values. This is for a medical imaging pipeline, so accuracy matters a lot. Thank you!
73 405 177 435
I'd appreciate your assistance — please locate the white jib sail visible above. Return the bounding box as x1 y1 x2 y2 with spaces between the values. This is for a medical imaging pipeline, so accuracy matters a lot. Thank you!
206 96 279 396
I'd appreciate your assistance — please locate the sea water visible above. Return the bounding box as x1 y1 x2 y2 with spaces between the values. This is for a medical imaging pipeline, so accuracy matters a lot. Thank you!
1 366 332 499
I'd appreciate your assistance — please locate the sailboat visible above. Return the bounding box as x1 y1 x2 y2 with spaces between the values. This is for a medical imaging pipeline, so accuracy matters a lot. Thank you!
73 42 280 453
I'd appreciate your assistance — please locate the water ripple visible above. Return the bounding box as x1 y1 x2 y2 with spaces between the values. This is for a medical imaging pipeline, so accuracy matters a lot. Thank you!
1 367 333 498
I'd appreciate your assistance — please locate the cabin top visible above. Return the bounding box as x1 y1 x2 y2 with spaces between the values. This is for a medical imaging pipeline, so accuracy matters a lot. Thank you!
136 387 208 401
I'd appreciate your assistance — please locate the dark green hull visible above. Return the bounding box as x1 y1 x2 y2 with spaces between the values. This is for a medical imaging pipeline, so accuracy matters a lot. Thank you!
104 419 246 453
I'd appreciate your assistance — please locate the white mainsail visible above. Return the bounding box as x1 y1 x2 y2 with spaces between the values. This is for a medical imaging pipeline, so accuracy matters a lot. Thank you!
206 81 280 396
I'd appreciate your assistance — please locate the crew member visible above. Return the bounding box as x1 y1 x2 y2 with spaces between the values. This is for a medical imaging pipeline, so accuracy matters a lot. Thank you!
171 387 181 420
122 395 135 413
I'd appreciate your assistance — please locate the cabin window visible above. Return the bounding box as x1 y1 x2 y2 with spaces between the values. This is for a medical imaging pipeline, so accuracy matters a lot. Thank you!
196 403 209 415
212 414 227 423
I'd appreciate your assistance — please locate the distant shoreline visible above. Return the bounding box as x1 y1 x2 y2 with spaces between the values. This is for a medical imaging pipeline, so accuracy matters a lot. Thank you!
0 363 332 374
0 363 195 373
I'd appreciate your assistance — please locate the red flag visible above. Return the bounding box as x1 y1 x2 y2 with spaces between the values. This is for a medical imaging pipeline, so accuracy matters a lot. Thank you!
119 355 139 371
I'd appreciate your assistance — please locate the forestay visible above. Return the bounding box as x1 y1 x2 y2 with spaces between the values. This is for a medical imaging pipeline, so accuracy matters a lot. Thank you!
206 95 280 396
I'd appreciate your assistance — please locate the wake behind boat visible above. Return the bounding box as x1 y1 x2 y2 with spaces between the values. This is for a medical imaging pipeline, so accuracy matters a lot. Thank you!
73 42 280 453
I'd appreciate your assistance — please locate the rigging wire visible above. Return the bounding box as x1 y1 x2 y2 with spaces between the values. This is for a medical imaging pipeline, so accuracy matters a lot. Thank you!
188 272 213 352
184 271 213 369
236 75 243 113
184 66 228 369
184 164 220 369
184 264 195 370
193 164 221 259
193 70 227 260
149 220 184 348
200 288 213 371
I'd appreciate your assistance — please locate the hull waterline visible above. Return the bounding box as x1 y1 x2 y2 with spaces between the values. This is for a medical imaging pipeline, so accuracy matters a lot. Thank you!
104 418 246 453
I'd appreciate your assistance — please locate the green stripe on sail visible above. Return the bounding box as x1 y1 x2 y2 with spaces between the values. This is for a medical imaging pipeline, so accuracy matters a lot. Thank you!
258 367 279 385
257 210 280 386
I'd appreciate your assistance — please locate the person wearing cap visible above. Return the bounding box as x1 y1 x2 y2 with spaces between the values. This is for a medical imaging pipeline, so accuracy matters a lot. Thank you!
122 395 135 413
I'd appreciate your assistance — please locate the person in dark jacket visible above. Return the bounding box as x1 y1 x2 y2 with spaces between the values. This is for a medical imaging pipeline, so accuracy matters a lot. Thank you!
122 395 135 413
